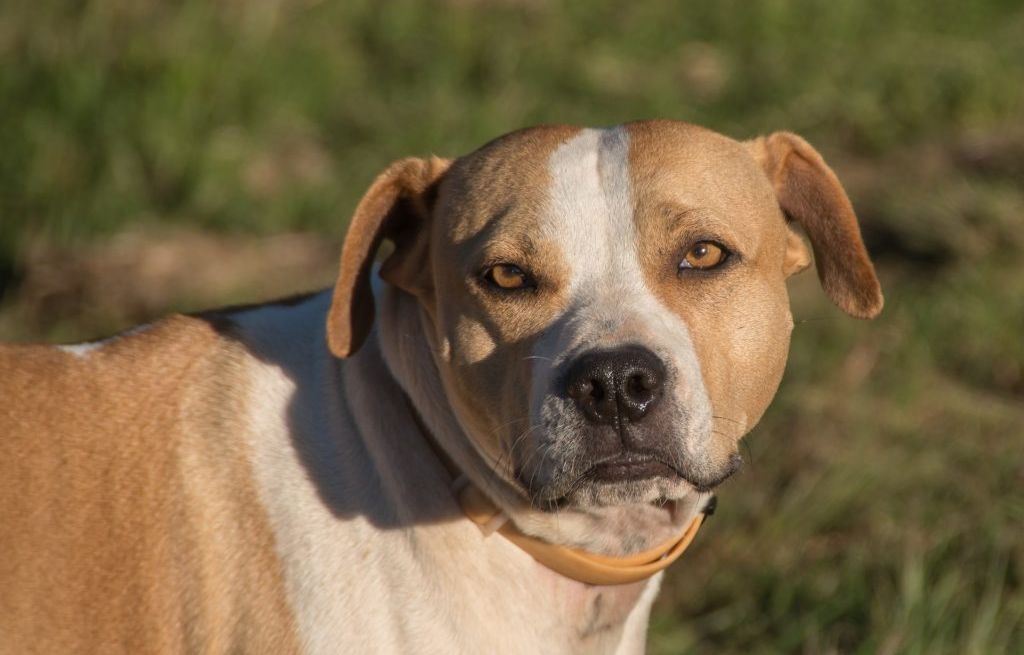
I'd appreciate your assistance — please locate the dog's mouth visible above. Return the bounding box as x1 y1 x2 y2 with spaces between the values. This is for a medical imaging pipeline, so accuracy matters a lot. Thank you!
588 451 677 483
518 447 743 509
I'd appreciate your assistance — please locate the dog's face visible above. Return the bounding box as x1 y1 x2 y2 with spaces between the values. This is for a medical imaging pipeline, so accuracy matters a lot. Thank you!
328 121 882 510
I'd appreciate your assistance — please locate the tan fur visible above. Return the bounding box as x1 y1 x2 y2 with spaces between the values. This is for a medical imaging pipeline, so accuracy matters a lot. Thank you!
426 126 580 463
746 131 884 318
326 156 452 358
329 128 585 469
0 318 300 654
338 126 584 468
627 120 797 451
783 228 813 275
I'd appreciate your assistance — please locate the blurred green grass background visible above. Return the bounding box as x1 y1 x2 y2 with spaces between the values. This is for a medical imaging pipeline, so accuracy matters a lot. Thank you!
1 1 1022 652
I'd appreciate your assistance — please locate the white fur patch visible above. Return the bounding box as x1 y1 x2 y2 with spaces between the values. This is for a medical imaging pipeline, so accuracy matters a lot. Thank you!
231 293 372 653
545 127 636 299
57 342 107 357
57 322 154 357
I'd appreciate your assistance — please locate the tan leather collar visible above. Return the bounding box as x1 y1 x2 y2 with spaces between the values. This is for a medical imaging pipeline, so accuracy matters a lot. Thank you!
458 480 705 586
405 397 706 585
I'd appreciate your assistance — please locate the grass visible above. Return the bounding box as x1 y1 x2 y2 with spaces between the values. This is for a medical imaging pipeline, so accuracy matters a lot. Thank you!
3 0 1023 269
2 1 1022 652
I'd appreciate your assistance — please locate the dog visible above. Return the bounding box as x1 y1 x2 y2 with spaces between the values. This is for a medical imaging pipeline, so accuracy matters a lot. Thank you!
0 120 882 654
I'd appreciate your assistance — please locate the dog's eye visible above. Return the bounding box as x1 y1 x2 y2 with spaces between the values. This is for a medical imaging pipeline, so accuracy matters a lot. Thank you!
485 264 534 290
679 241 728 271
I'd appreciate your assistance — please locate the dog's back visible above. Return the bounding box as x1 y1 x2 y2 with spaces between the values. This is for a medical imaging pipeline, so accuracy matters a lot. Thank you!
0 316 299 654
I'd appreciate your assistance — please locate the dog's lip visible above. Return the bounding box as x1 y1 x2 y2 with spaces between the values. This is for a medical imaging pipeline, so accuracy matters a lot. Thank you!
586 450 744 491
519 450 743 507
588 451 678 483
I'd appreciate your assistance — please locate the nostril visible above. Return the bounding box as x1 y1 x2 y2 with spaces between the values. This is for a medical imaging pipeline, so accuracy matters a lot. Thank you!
568 379 591 400
569 378 605 402
617 358 665 423
627 373 651 396
624 367 661 399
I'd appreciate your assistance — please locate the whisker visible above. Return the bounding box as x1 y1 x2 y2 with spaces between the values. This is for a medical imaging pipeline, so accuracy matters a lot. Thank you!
793 316 840 324
712 414 742 426
526 442 552 502
490 415 531 436
494 424 542 479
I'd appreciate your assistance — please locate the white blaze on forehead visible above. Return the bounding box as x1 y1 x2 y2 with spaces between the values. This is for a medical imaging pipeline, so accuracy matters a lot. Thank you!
543 126 676 347
545 127 639 299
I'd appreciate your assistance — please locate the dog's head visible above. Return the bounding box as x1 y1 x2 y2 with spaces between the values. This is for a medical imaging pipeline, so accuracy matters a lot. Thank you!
327 121 882 510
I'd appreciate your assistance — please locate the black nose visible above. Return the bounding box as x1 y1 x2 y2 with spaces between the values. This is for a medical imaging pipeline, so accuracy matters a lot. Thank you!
565 346 666 426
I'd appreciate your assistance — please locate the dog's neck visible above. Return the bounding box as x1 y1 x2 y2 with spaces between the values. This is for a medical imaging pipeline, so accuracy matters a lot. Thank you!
375 284 703 557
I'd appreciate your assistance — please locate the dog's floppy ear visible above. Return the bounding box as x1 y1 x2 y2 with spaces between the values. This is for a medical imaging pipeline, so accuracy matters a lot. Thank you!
748 132 883 318
327 156 451 358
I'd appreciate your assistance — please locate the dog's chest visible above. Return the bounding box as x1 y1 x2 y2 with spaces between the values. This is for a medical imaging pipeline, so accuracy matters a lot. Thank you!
280 522 657 654
538 569 656 651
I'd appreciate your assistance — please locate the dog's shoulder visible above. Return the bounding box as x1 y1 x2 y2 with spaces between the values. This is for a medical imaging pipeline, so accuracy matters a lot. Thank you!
0 310 305 653
1 314 237 404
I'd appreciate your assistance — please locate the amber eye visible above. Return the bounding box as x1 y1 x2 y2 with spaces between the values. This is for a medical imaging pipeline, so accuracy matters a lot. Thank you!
485 264 533 290
679 241 727 271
